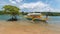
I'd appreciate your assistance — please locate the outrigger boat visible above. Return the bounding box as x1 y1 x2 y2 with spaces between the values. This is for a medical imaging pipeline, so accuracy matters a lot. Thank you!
24 13 48 22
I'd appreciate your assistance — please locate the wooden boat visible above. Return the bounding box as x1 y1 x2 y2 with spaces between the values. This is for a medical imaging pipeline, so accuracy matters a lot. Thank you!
24 13 48 22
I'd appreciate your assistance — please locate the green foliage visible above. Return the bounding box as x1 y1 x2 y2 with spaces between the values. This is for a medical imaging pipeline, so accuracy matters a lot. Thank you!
21 12 28 15
41 12 60 16
3 5 20 16
0 11 4 15
31 12 60 16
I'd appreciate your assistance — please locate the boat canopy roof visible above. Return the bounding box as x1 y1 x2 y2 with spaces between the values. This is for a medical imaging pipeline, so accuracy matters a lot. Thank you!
27 13 42 15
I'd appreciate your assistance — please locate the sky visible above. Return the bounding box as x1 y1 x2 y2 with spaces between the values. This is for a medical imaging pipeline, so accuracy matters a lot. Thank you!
0 0 60 12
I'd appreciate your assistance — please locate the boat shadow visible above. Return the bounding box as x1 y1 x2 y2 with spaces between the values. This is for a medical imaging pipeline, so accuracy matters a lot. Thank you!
26 20 48 24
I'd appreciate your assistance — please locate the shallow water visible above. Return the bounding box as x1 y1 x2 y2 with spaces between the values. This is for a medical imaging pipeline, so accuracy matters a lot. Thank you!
0 15 60 34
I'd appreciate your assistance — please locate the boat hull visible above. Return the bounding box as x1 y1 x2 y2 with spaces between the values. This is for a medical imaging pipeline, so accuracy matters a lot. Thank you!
26 18 47 22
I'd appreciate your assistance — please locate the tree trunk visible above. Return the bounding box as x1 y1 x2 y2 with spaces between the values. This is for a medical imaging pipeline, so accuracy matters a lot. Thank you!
8 15 18 21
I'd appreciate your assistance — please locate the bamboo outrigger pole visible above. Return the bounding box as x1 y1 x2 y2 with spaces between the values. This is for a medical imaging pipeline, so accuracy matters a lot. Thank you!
45 0 49 21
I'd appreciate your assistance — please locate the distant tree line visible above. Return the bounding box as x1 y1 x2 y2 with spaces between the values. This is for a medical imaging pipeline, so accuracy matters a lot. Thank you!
0 11 60 16
41 12 60 16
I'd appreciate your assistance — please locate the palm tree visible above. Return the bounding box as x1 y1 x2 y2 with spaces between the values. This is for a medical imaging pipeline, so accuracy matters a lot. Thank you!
3 5 20 21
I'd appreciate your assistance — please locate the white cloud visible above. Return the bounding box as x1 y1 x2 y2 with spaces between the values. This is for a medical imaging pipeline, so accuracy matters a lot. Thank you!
20 1 48 9
16 0 23 2
11 1 16 4
9 0 16 4
9 0 23 4
8 0 60 12
19 1 54 12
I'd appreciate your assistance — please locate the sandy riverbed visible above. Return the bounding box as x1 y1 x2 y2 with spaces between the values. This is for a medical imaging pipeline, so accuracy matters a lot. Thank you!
0 21 60 34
